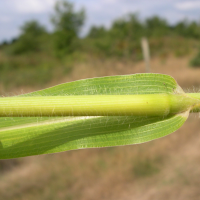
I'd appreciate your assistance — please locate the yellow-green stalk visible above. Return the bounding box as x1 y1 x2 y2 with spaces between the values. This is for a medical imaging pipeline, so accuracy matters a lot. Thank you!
0 94 199 117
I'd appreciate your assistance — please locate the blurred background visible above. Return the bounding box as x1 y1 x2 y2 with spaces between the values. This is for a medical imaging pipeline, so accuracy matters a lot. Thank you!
1 0 200 199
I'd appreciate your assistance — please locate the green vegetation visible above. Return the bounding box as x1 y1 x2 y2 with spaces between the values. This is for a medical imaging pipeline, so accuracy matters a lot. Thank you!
10 21 47 55
0 0 200 158
51 0 85 57
1 1 200 199
0 0 200 92
0 0 200 160
190 48 200 67
84 15 200 59
1 1 200 59
1 73 200 159
0 53 73 90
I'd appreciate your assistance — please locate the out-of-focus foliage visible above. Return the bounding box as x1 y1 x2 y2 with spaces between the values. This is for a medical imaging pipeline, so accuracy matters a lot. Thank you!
145 16 169 37
85 14 200 59
85 14 145 59
51 0 85 57
190 48 200 67
11 21 47 54
87 26 107 38
1 1 200 59
174 21 200 39
1 0 200 91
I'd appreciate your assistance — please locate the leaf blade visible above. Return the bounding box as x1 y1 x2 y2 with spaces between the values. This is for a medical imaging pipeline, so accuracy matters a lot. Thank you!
0 73 188 159
22 73 178 96
0 113 187 159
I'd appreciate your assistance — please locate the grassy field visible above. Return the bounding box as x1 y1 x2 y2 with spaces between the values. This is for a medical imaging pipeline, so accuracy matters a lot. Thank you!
1 53 200 199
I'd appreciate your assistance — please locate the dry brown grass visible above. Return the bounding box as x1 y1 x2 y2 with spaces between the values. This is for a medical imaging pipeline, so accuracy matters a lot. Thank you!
1 55 200 200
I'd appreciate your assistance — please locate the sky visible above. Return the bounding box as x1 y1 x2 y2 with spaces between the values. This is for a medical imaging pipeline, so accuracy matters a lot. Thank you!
0 0 200 42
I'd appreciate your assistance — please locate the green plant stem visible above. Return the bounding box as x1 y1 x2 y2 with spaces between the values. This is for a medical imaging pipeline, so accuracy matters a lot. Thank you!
0 94 199 117
187 93 200 112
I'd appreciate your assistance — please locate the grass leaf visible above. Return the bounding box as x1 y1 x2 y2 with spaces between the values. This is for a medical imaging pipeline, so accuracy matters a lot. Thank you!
0 74 189 159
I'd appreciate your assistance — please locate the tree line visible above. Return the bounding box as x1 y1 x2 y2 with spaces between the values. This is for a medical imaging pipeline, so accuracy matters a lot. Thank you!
1 0 200 59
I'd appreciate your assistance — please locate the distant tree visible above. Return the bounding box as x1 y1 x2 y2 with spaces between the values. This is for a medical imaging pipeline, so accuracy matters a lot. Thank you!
102 14 144 57
174 20 200 38
87 26 106 38
111 14 144 40
10 37 18 44
12 20 47 54
21 21 46 36
174 21 187 36
145 16 169 37
190 48 200 67
186 22 200 38
51 0 85 57
1 40 8 46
